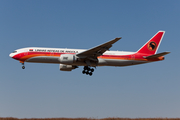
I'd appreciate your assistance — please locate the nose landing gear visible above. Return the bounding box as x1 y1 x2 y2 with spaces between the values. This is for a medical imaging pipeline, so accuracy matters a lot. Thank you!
82 66 94 76
21 63 25 69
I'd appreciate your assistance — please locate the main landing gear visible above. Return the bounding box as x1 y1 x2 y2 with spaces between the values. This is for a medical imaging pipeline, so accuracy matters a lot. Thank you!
82 66 94 76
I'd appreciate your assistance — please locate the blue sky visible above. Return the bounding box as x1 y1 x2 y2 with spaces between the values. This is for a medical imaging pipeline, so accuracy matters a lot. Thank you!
0 0 180 118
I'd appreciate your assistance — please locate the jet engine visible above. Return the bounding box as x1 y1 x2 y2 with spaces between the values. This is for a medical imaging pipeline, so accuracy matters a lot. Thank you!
59 54 77 64
59 64 77 71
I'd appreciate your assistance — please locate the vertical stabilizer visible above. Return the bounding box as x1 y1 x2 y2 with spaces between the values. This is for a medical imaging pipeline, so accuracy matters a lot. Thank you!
136 31 165 55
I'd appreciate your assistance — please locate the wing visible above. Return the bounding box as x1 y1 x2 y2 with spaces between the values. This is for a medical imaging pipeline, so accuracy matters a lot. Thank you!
76 37 121 58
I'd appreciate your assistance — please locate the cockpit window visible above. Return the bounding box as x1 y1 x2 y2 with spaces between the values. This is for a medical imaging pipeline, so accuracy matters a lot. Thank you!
13 51 17 53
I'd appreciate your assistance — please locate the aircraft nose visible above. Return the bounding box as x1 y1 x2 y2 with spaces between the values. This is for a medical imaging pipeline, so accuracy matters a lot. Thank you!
9 53 13 58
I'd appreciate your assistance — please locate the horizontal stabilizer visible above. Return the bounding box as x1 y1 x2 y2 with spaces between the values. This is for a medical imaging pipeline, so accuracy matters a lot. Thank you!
145 52 170 59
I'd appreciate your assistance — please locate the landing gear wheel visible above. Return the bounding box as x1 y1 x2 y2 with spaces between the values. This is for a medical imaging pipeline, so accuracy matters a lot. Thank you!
82 70 86 74
84 66 88 70
90 68 94 72
86 71 89 75
89 72 93 76
22 66 25 69
82 66 95 76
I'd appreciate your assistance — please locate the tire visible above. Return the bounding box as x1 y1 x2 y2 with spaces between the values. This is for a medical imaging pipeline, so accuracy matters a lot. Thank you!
89 72 92 76
82 70 86 74
91 68 94 72
84 66 88 70
22 66 25 69
87 67 90 71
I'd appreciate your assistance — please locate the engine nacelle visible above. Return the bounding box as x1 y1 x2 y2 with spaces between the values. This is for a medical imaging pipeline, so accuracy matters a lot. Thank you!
59 64 77 71
59 54 77 64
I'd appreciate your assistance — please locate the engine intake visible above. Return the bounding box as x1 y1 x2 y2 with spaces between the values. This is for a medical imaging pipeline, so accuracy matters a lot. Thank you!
59 54 77 64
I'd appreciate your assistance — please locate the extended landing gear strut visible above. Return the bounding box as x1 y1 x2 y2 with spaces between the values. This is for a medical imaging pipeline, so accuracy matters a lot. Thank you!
82 66 94 76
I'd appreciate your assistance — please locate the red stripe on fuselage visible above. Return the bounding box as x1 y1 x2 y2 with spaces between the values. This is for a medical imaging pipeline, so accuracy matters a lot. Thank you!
100 53 163 61
12 52 163 62
13 52 67 61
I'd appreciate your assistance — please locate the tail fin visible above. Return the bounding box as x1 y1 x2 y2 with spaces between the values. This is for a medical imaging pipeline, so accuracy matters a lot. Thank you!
136 31 165 55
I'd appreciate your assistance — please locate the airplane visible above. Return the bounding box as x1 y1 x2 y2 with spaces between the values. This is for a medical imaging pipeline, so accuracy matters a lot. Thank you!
9 31 170 76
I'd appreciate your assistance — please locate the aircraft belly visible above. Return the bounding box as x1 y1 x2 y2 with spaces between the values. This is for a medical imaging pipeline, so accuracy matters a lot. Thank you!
26 56 148 66
98 58 148 66
26 56 60 63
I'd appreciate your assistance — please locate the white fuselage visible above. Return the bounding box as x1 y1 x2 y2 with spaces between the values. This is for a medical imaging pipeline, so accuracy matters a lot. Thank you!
9 47 152 67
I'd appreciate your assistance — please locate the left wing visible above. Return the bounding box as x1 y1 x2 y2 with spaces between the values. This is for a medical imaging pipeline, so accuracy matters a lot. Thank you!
76 37 121 58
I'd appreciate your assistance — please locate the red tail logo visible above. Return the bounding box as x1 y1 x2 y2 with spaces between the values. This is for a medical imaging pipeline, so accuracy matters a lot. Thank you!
148 41 157 51
137 31 165 55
